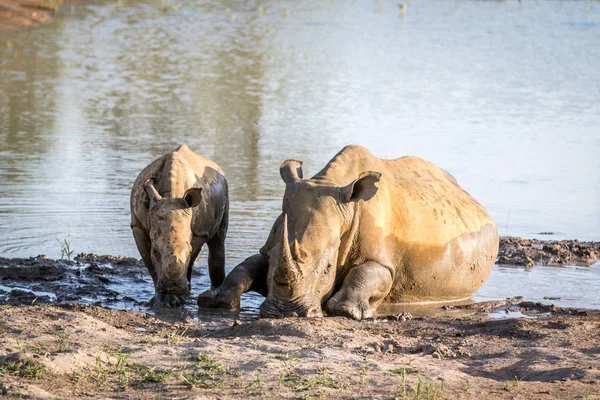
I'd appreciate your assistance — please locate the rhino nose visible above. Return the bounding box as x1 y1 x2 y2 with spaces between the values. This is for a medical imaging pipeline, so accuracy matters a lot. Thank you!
162 257 188 278
173 244 192 264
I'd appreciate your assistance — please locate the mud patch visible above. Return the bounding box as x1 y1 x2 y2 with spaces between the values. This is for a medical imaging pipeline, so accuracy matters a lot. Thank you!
0 254 151 309
497 237 600 267
2 239 599 318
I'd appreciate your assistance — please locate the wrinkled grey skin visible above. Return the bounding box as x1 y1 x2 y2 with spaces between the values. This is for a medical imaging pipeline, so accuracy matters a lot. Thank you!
198 145 498 320
131 145 228 307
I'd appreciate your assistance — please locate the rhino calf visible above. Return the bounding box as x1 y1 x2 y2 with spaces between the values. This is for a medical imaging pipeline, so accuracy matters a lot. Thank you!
130 145 228 307
198 145 498 320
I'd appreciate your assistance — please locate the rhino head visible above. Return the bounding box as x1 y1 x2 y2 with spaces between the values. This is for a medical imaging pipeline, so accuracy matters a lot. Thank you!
144 179 203 307
259 160 381 318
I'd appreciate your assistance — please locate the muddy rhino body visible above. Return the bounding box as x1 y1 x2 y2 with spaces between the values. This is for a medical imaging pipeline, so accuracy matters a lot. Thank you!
131 145 228 307
199 145 498 319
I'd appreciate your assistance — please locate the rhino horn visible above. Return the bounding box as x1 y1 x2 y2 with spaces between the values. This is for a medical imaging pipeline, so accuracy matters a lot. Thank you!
144 179 163 203
274 214 298 285
280 214 293 265
291 239 307 263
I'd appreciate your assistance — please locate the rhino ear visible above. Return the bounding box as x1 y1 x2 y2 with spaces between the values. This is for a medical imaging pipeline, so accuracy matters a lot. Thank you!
342 171 381 203
183 188 203 208
280 160 303 184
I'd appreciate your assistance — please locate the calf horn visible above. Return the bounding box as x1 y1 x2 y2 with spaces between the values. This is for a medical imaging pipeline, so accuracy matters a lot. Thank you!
274 214 299 285
144 179 163 203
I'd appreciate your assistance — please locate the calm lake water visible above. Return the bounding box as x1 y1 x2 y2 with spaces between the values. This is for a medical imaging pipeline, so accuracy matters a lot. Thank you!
0 0 599 311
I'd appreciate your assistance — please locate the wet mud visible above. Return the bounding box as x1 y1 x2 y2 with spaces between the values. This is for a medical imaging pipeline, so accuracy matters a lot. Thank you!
1 238 599 313
0 253 149 308
498 237 600 267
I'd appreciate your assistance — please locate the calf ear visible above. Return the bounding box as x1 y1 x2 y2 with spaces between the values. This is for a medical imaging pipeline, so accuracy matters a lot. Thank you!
342 171 381 202
184 188 203 208
280 160 304 184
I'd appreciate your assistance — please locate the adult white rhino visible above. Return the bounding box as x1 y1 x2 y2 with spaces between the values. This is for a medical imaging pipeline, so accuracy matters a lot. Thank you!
131 145 228 307
199 145 498 320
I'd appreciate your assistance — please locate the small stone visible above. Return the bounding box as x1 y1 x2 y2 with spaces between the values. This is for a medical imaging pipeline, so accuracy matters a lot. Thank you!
234 320 242 326
362 346 376 353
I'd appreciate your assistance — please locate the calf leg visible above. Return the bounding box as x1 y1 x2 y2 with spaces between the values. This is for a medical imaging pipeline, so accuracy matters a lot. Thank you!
325 261 393 320
197 253 269 310
131 224 157 286
207 237 226 289
206 205 228 289
186 243 202 288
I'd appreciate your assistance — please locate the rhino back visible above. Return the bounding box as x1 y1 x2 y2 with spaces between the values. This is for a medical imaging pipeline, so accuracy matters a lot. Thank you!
376 156 497 303
383 156 494 242
311 145 494 242
316 146 498 304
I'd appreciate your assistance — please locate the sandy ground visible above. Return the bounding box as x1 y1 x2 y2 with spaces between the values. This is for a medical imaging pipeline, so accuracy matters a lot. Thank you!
1 304 599 399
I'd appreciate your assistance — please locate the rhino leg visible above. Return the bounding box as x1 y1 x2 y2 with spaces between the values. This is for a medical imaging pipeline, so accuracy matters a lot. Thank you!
186 242 203 288
198 253 269 310
207 236 225 290
131 224 158 286
207 206 228 289
325 261 393 320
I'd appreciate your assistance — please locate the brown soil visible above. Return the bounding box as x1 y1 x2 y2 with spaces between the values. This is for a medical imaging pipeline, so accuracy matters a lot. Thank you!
0 0 78 31
1 304 599 399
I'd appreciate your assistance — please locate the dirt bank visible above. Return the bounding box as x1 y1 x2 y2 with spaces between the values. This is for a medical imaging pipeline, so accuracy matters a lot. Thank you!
1 304 599 399
0 0 78 31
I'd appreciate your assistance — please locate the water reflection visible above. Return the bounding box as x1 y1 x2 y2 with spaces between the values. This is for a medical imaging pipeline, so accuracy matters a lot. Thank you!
0 1 599 307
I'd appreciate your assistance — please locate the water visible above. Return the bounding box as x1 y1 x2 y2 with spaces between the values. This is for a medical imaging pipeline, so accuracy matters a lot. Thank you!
0 0 599 311
474 262 600 310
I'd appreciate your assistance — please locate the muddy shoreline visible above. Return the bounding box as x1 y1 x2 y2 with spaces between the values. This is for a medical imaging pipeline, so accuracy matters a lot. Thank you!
0 237 598 311
1 237 599 398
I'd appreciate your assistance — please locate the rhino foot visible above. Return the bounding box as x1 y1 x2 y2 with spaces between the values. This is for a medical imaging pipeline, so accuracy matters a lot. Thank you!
197 289 240 310
326 297 373 320
151 293 187 308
